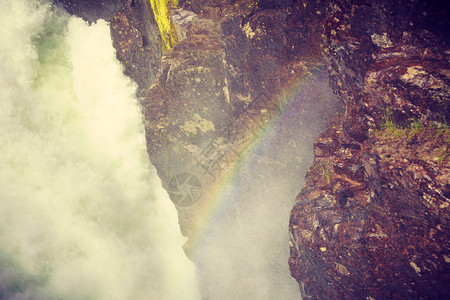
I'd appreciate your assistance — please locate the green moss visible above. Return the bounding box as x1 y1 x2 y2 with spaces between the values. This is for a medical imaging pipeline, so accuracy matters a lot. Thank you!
319 162 331 184
378 109 448 139
380 108 397 135
375 109 450 166
148 0 178 50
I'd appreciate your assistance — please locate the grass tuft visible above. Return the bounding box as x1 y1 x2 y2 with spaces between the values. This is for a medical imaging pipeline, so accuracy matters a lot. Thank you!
375 108 449 166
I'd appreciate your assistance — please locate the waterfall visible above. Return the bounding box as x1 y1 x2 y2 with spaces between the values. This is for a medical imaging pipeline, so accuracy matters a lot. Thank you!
0 1 199 299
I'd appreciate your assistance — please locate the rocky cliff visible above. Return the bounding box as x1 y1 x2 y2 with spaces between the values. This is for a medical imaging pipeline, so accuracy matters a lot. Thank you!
288 0 450 299
58 0 449 299
143 1 340 297
143 0 331 237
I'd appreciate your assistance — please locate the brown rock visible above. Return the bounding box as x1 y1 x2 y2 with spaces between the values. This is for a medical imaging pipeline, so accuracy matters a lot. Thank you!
289 0 450 299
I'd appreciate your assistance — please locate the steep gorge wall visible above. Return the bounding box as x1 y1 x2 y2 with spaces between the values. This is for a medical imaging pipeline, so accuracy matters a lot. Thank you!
289 0 450 299
142 1 340 297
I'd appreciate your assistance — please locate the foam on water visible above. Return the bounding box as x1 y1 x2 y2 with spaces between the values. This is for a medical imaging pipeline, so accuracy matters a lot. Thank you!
0 1 199 299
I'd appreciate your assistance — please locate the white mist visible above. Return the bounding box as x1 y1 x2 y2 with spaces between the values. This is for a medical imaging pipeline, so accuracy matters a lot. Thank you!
0 1 199 299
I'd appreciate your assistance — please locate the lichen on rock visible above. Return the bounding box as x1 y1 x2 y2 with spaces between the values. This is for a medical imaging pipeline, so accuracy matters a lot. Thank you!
180 113 215 135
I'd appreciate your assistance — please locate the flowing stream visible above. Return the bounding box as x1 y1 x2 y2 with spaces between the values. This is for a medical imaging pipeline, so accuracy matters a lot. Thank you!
0 1 199 299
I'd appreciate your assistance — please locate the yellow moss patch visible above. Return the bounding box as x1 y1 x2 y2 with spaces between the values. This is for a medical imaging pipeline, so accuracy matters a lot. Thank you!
148 0 178 50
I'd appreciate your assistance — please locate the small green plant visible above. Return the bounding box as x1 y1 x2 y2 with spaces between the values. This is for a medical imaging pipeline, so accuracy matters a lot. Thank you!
410 118 424 131
437 148 449 166
379 108 407 138
404 118 424 141
434 116 449 138
381 108 395 131
319 162 331 184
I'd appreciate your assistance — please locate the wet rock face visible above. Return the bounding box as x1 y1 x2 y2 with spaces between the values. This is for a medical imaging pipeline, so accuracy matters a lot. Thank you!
144 0 326 236
289 0 450 299
143 2 340 298
109 0 162 98
55 0 125 22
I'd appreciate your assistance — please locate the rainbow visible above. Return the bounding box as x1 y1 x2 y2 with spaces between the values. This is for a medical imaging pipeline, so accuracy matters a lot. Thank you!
182 67 325 258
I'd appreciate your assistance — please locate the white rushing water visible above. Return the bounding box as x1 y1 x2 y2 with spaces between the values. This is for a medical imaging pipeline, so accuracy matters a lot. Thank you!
0 1 200 299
